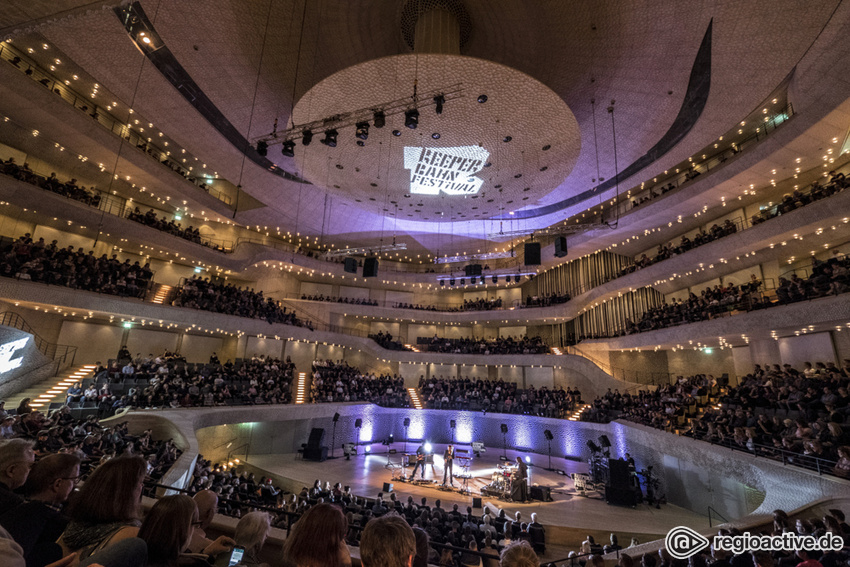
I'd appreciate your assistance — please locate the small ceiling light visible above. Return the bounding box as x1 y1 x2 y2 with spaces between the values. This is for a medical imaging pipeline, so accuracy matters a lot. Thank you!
404 108 419 129
432 133 441 139
355 121 369 140
503 136 512 142
281 140 295 157
392 129 401 137
478 94 488 103
356 140 365 146
256 141 268 156
373 110 385 128
320 129 338 147
301 129 313 146
433 94 445 114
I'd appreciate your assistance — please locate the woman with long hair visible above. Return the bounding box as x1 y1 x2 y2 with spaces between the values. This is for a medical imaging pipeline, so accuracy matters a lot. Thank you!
282 502 350 567
59 455 147 559
234 511 271 567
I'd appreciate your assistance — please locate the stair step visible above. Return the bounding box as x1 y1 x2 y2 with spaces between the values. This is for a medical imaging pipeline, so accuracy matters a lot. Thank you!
6 364 97 411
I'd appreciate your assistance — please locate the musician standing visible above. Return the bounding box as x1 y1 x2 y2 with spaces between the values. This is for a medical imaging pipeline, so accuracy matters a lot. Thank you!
410 443 426 479
442 444 455 486
512 456 528 502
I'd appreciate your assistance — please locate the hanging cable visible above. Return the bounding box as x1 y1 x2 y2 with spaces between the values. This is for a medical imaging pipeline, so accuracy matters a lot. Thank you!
608 100 620 229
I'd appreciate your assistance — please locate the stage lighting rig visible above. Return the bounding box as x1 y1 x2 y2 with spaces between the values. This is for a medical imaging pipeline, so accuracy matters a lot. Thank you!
433 94 445 114
355 121 369 140
301 129 313 146
373 110 385 128
321 129 338 147
256 140 268 156
404 108 419 129
281 140 295 157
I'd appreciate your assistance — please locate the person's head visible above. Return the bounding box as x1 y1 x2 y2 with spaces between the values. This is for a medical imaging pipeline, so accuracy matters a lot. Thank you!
619 554 635 567
500 540 538 567
641 553 657 567
138 494 197 564
0 438 35 489
587 556 605 567
360 513 416 567
193 489 219 530
283 502 348 567
412 526 430 567
22 452 81 504
235 511 271 554
66 455 146 524
753 551 774 567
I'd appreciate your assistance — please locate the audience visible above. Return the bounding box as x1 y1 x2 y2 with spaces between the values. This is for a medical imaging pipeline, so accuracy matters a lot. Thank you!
421 335 548 355
370 331 411 351
360 514 416 567
282 502 351 567
301 294 378 307
234 511 272 567
126 207 226 252
311 360 408 407
1 157 102 208
0 234 153 298
173 276 310 328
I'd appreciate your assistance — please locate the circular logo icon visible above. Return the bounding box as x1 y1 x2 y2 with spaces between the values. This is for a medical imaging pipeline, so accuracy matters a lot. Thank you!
665 526 711 560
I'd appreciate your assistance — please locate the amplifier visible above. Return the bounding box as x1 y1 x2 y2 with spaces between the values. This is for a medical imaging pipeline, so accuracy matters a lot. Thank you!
530 485 553 502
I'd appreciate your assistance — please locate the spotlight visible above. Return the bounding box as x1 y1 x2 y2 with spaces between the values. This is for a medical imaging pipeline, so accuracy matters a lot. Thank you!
525 456 531 463
256 141 268 156
424 442 432 453
433 94 445 114
320 129 338 147
365 446 371 453
432 133 440 139
373 110 386 128
478 94 488 103
301 129 313 146
404 108 419 129
281 140 295 157
355 121 369 140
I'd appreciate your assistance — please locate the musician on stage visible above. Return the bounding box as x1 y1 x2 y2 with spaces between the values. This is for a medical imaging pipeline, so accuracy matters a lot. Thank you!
410 443 426 479
512 456 528 502
442 444 455 486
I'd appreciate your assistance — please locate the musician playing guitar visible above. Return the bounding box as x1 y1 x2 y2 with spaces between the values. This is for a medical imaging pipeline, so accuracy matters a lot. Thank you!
442 444 455 486
410 443 426 479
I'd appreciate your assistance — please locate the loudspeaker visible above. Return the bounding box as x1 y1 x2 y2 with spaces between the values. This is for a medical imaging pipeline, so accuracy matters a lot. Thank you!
554 236 568 258
500 424 508 434
304 446 328 462
605 484 641 507
465 264 482 276
403 418 410 427
363 257 378 278
530 485 553 502
472 497 482 508
492 275 498 283
544 430 553 441
449 278 455 286
524 242 541 265
608 459 630 486
333 412 340 423
343 257 357 273
514 275 521 283
383 482 394 493
307 428 325 449
355 418 362 428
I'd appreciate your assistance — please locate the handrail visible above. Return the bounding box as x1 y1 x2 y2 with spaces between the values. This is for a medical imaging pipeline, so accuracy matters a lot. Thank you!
0 311 77 366
564 345 675 386
708 505 730 527
0 42 234 207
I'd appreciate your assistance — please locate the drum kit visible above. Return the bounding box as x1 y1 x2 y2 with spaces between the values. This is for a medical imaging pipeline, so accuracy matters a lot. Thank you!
482 463 518 500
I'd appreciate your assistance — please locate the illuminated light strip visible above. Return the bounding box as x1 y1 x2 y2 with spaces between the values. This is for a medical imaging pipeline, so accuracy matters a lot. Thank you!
294 372 307 404
551 347 563 355
568 403 590 421
404 344 420 353
407 387 423 410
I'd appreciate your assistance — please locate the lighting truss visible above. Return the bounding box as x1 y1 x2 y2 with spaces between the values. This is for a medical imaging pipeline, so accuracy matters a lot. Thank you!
254 84 465 148
325 242 408 258
487 222 606 241
435 251 515 264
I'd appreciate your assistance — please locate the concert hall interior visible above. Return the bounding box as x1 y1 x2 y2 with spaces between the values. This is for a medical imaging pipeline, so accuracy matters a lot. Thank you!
1 1 850 566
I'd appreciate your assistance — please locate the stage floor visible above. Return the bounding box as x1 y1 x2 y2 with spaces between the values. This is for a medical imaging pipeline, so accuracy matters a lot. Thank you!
245 442 710 549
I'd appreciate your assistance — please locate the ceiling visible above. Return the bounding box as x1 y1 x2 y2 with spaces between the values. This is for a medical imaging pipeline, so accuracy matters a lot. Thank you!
3 0 849 257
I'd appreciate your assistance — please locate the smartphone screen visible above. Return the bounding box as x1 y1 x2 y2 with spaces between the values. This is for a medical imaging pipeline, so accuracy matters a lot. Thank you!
227 547 245 566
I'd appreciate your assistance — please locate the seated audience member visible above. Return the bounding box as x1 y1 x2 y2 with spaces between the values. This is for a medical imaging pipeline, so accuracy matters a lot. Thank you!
282 502 351 567
138 494 234 567
500 540 539 567
187 490 218 553
59 456 147 559
359 513 416 567
0 453 80 565
234 512 272 567
0 438 35 511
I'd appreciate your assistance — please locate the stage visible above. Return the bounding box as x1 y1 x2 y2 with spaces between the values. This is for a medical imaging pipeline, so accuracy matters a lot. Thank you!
243 442 711 552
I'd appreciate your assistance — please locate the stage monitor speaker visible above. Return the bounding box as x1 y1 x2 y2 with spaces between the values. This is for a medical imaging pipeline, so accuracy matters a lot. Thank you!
524 242 541 265
382 482 394 493
530 485 553 502
472 497 482 508
465 264 483 276
303 446 328 462
554 236 568 258
307 428 325 449
608 459 631 486
605 484 641 507
362 257 378 278
343 257 358 273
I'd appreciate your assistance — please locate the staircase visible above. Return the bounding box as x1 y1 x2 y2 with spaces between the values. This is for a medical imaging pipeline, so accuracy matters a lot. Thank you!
149 283 174 304
6 364 97 411
407 387 423 409
294 371 310 404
